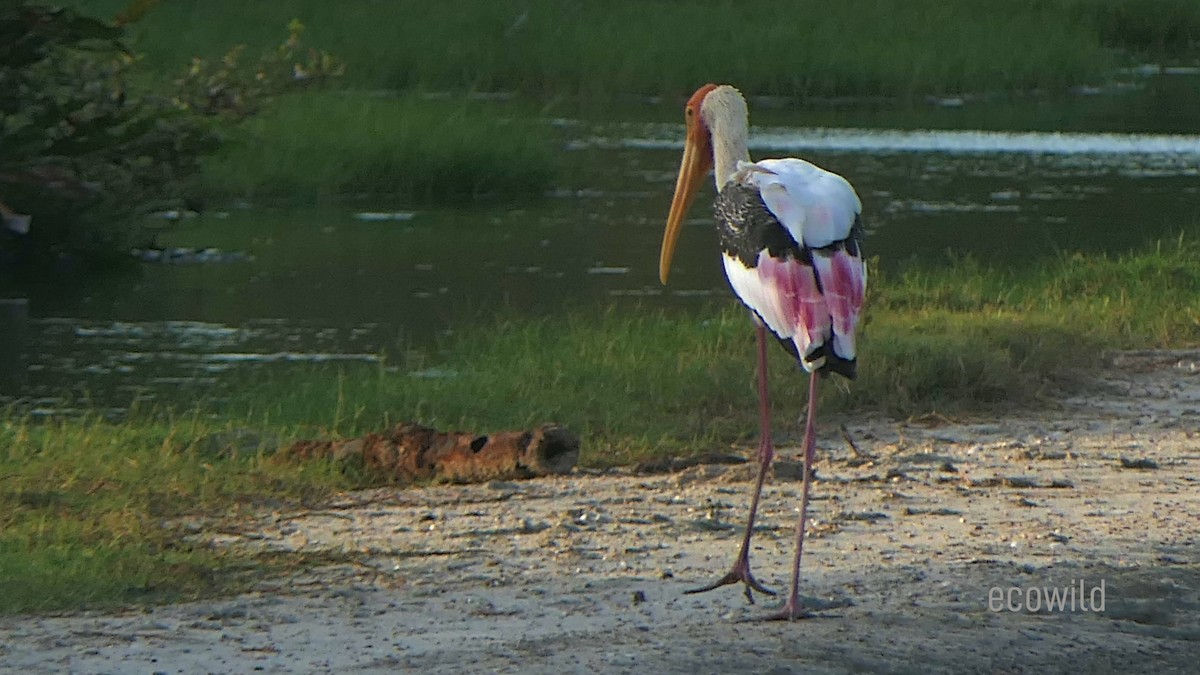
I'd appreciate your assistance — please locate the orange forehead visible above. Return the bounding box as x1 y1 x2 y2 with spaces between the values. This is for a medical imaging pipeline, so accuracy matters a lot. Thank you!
686 83 719 113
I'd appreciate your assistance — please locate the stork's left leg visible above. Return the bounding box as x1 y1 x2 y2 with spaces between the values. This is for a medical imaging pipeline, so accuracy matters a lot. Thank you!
685 323 776 602
758 371 820 621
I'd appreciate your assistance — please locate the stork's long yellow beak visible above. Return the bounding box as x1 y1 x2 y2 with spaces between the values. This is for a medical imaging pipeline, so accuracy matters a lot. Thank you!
659 131 710 285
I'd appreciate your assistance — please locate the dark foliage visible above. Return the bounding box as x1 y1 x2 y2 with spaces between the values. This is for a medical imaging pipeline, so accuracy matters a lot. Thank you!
0 3 341 272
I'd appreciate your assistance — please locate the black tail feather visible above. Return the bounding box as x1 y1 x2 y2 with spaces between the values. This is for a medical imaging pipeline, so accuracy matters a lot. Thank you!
759 314 857 380
800 343 857 380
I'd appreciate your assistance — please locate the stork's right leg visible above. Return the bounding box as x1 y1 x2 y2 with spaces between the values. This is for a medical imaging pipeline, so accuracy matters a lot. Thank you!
684 323 776 602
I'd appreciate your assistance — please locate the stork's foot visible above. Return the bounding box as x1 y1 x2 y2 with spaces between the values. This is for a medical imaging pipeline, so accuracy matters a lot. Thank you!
684 559 775 603
740 594 851 621
742 600 814 622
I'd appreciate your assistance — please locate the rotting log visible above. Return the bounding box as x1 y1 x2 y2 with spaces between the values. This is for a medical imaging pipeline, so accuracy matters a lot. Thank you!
280 422 579 484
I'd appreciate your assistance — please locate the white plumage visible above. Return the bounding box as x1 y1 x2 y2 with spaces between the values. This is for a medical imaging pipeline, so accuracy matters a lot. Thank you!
732 158 862 248
722 158 866 371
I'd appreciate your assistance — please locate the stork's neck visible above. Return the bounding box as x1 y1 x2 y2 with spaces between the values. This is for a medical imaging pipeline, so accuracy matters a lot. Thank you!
710 123 750 191
700 87 751 191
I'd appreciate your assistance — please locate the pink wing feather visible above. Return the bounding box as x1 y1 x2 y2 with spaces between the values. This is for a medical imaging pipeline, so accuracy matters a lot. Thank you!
812 248 866 364
721 158 866 374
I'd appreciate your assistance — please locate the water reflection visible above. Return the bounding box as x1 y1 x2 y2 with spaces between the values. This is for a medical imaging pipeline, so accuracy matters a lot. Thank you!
582 126 1200 159
16 318 384 413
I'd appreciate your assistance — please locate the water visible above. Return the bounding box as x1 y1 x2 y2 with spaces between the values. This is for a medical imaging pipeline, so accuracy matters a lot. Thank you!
4 75 1199 413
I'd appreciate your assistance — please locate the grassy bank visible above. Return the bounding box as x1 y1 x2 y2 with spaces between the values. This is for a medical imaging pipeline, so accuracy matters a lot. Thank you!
195 92 558 204
75 0 1200 100
3 236 1198 615
221 235 1200 464
0 415 353 614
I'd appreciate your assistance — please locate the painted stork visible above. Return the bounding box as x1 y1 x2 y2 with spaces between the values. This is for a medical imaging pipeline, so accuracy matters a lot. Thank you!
659 83 866 620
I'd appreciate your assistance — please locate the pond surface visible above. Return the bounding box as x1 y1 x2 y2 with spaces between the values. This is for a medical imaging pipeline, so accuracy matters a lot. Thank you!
4 74 1199 413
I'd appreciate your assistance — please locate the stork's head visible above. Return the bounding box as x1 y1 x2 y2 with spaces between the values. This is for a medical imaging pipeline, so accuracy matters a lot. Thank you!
659 83 738 285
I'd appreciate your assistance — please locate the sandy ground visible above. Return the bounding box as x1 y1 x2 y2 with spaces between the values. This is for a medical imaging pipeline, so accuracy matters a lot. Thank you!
2 350 1199 674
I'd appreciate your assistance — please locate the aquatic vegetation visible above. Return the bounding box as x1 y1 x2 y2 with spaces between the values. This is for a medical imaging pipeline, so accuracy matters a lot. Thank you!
72 0 1200 100
195 92 558 203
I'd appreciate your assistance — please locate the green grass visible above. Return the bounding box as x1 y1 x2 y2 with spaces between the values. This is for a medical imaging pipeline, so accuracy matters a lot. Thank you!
220 235 1200 465
1073 0 1200 56
72 0 1200 101
213 309 1091 467
0 414 353 614
194 92 558 204
4 235 1199 615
